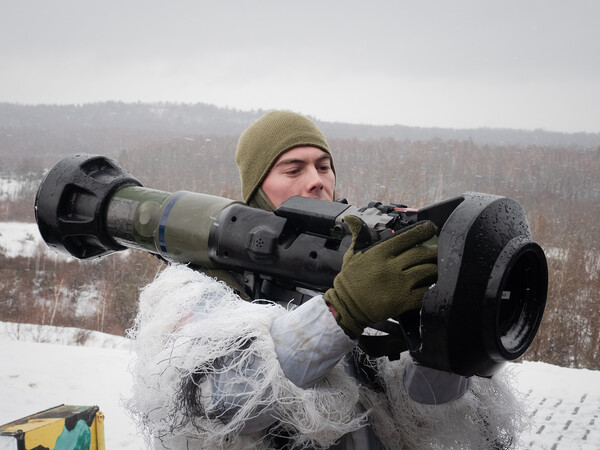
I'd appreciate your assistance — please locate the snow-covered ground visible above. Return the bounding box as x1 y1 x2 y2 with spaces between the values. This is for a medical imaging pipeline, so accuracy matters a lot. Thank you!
0 322 142 448
0 222 47 258
0 321 598 449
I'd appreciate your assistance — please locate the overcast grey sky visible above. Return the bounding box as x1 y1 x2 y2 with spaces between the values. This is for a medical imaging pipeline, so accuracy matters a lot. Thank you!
2 1 599 133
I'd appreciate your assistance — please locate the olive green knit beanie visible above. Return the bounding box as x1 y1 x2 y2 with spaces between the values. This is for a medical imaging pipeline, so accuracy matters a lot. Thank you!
235 110 334 204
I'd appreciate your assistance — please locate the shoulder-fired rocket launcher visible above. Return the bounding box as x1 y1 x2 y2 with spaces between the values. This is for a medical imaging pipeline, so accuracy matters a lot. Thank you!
35 154 547 378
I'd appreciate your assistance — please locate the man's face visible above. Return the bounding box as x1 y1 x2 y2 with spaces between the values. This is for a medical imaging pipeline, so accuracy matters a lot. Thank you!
261 146 335 208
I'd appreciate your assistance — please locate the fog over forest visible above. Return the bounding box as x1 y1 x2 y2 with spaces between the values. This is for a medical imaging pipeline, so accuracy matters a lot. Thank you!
1 101 599 372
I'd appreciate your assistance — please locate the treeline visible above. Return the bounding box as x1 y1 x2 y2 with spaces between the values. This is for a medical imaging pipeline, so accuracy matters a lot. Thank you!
1 249 162 336
1 105 599 369
2 102 600 165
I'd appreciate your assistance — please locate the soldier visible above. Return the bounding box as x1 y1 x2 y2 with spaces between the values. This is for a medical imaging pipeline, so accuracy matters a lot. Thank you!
127 111 525 449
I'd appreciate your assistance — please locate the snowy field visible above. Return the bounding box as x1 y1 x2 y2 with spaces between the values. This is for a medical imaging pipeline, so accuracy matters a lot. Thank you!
0 222 47 258
0 321 598 449
0 322 143 449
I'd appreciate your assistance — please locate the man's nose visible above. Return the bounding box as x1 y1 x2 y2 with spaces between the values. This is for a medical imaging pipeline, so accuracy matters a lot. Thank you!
305 167 324 191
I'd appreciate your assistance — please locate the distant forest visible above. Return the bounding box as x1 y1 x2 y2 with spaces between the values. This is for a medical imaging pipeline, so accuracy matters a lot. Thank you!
1 101 599 370
1 102 599 165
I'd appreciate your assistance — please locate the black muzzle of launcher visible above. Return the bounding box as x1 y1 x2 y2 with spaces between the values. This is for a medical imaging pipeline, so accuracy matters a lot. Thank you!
35 154 548 378
34 154 142 259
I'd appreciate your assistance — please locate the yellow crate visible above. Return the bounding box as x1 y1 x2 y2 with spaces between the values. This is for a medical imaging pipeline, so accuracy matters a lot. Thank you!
0 405 104 450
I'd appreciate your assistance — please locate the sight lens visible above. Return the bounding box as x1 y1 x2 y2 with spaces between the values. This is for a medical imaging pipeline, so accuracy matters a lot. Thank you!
497 244 547 358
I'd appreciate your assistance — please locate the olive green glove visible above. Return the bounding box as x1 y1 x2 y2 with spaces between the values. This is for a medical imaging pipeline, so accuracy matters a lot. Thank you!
323 216 438 338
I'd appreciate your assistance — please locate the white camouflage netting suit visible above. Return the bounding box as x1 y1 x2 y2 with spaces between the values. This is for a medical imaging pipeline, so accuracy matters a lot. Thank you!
126 264 529 449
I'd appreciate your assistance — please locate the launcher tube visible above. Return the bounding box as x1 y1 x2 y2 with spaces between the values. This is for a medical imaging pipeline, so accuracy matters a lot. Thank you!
106 186 239 267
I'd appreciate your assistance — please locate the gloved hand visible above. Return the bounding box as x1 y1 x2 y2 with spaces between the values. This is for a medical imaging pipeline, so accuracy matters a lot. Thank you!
323 215 438 338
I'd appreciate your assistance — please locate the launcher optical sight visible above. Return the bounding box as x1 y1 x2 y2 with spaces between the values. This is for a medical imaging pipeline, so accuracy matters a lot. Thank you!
35 154 548 378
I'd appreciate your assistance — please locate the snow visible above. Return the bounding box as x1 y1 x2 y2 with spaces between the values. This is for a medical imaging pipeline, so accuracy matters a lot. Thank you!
0 322 144 449
514 361 600 449
0 222 48 258
1 322 598 449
